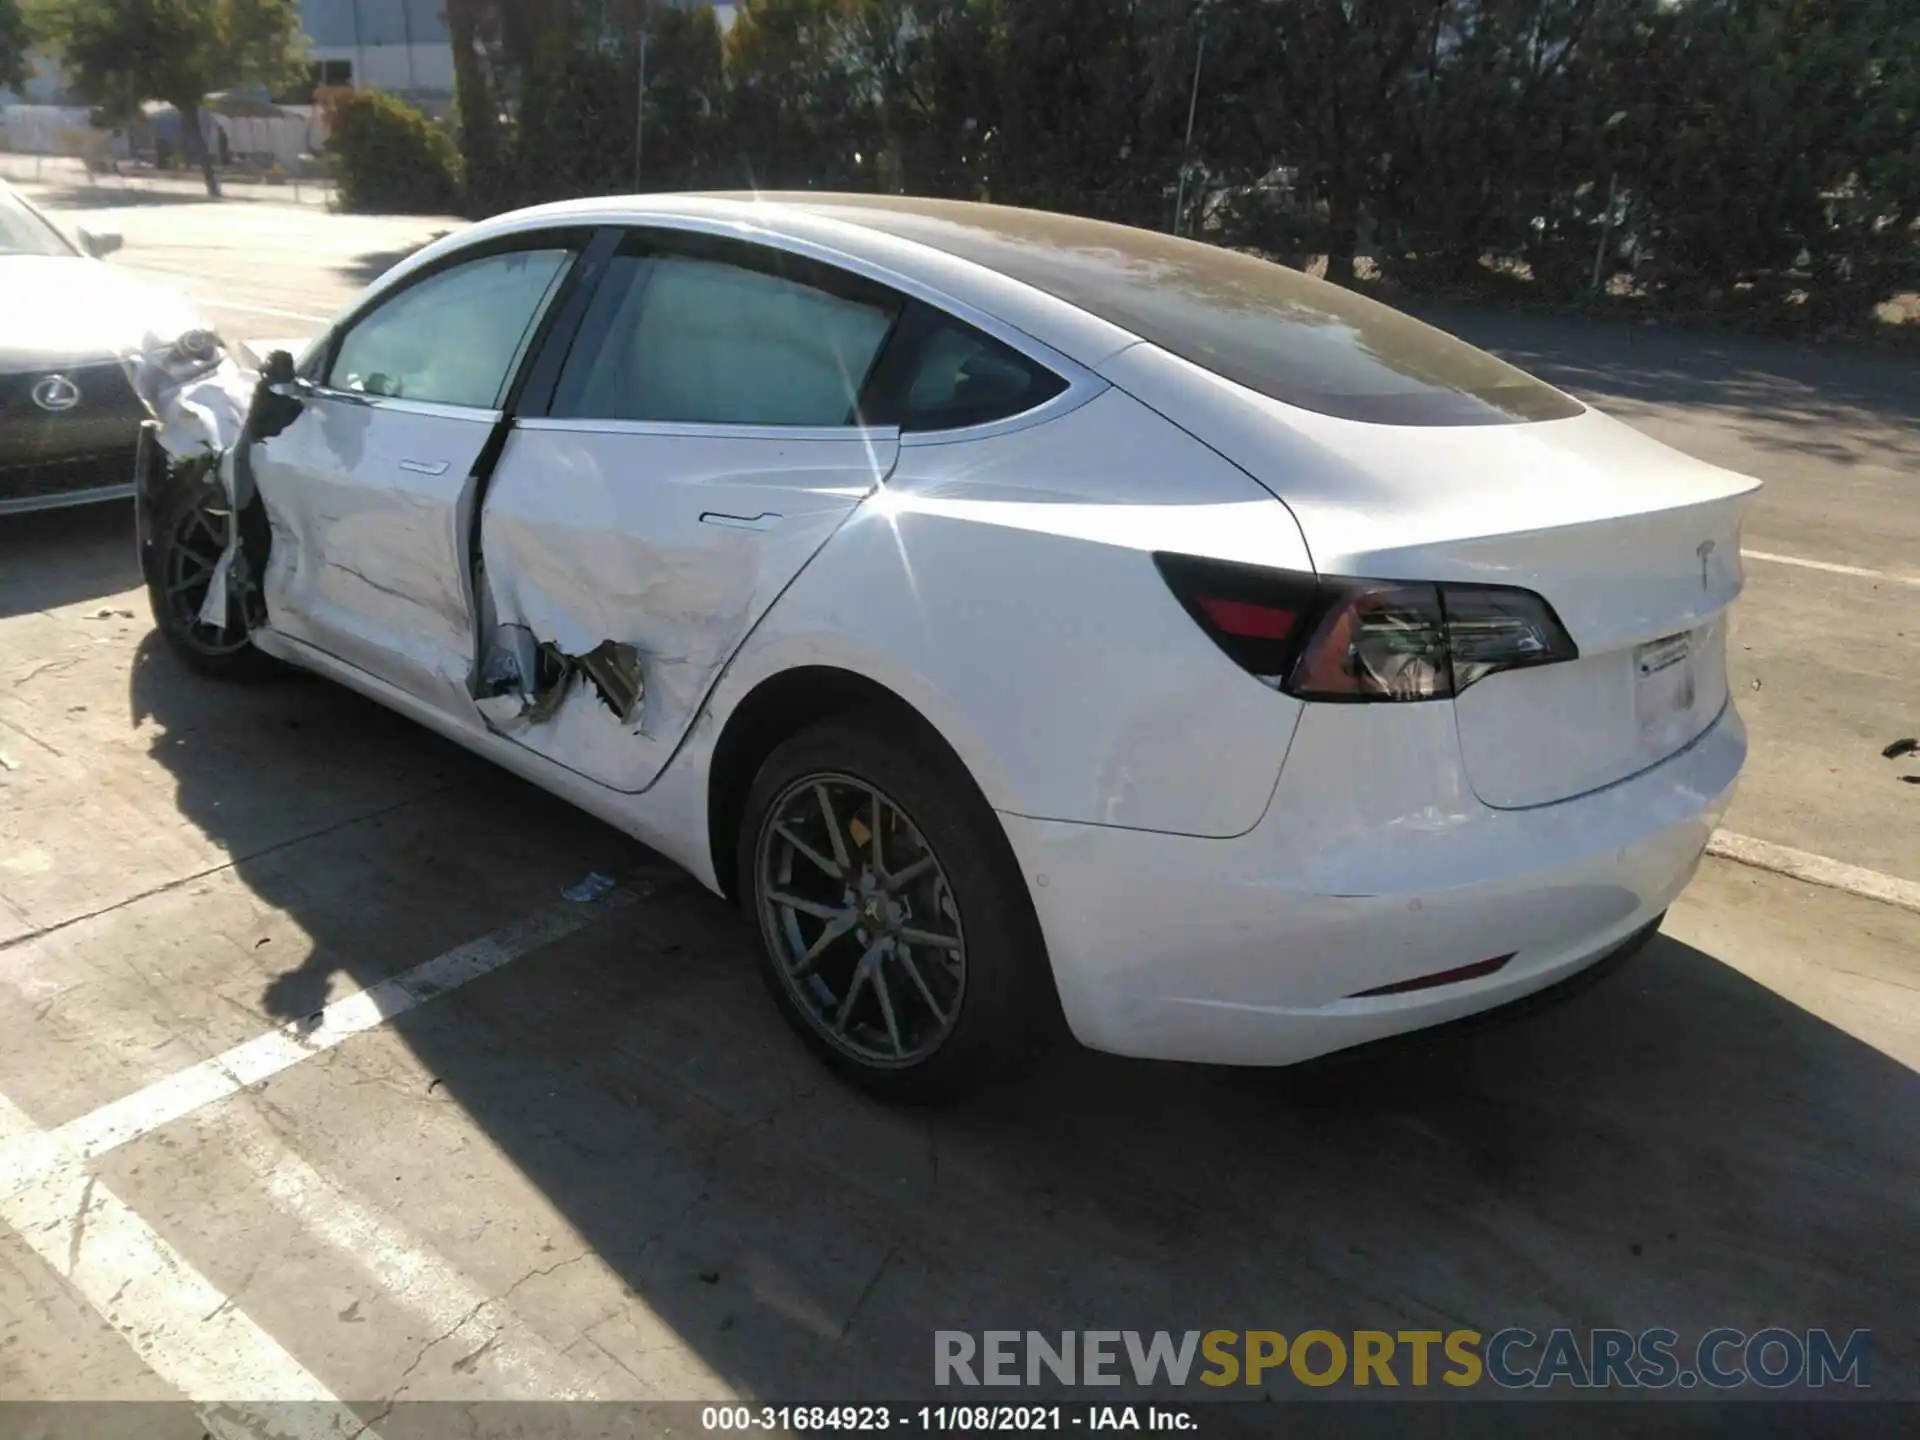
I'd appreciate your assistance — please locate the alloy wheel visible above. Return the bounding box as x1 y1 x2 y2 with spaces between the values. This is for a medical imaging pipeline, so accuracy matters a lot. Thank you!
162 499 259 657
755 773 967 1068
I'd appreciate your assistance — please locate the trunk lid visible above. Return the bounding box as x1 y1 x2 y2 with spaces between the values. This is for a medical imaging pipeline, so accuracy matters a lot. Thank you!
1101 344 1761 808
1437 499 1741 807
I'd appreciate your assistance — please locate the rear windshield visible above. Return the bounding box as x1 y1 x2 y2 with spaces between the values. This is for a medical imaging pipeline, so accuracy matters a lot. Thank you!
787 196 1582 427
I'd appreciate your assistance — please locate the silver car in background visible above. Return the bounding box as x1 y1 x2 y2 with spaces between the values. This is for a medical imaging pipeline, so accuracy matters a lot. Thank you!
0 179 220 515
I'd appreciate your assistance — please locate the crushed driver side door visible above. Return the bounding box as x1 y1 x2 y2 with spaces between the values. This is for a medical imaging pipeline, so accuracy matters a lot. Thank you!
246 237 581 719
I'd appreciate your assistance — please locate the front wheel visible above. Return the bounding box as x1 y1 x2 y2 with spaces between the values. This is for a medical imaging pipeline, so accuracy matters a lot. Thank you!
737 714 1053 1100
146 477 278 680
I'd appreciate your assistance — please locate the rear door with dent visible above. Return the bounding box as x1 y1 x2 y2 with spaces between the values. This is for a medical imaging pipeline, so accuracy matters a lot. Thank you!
472 230 904 792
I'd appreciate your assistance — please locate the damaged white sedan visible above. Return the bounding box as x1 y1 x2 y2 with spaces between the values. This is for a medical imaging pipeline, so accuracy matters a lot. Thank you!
136 195 1758 1097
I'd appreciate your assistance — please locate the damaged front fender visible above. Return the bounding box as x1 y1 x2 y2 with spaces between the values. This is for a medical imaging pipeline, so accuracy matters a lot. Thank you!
132 348 300 634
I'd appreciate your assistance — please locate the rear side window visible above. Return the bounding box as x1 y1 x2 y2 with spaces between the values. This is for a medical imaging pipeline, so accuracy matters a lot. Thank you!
862 304 1068 433
553 241 900 427
328 247 570 408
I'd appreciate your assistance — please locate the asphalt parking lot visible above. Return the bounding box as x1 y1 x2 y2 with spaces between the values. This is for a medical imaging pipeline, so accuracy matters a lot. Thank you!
1 186 1916 1427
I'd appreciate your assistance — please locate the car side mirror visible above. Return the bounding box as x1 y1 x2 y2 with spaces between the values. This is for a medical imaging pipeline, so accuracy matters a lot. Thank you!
250 350 310 441
78 227 124 258
261 348 298 391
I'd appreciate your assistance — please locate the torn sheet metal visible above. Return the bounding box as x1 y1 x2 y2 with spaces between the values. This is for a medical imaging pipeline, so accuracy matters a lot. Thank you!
481 626 644 723
475 521 753 791
129 352 259 630
477 625 650 774
135 355 255 460
573 639 645 721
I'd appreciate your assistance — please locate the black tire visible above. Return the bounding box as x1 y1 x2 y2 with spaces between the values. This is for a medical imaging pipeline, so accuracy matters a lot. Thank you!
146 475 280 681
736 711 1054 1101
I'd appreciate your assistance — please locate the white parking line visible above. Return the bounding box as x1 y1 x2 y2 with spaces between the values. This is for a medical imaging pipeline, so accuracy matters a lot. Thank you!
0 1094 379 1439
119 262 336 324
1708 831 1920 915
1742 549 1920 587
53 890 639 1162
198 298 335 324
208 1107 610 1399
0 890 641 1417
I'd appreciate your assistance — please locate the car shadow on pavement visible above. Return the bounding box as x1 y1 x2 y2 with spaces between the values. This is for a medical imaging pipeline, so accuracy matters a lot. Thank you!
122 632 1919 1416
0 501 142 619
1410 304 1920 471
15 181 224 209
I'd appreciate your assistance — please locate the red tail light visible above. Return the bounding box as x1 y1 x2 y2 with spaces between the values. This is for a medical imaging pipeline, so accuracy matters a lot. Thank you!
1154 553 1578 701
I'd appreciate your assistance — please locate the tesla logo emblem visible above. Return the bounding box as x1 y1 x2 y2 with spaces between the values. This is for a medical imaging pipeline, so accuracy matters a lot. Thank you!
30 374 82 412
1696 539 1716 589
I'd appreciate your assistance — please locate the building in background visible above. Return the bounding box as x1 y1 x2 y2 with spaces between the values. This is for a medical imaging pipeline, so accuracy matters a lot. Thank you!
297 0 454 100
0 1 458 110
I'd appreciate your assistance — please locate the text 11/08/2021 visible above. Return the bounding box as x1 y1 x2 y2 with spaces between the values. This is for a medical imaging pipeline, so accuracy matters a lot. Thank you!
702 1405 1197 1432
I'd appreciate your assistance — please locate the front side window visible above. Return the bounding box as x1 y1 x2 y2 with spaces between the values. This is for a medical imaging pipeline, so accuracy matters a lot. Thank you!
553 243 899 427
329 247 570 408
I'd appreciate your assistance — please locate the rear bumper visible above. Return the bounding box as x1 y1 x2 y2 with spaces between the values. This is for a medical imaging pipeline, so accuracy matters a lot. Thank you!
1000 701 1745 1066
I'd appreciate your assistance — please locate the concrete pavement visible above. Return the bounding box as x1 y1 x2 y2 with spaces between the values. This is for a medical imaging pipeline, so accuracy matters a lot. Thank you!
1414 304 1920 885
0 191 1913 1424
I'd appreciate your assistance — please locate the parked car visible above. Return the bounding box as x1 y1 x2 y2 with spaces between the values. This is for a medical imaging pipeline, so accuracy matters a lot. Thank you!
136 194 1758 1097
0 178 221 515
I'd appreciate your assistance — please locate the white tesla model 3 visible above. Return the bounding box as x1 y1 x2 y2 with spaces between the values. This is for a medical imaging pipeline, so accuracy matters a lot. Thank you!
137 194 1757 1097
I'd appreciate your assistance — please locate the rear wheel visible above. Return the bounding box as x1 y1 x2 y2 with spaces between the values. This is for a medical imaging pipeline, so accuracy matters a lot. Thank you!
146 477 278 680
737 714 1052 1100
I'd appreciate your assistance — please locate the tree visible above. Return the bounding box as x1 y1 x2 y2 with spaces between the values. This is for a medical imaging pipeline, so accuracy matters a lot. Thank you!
723 0 878 190
45 0 304 197
1 0 31 96
641 5 728 190
1614 0 1920 318
326 88 463 214
446 0 507 210
843 1 1000 197
991 0 1195 225
1194 1 1466 285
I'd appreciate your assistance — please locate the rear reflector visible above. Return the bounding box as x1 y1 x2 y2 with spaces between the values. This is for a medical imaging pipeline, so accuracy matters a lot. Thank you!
1153 552 1323 680
1351 953 1515 998
1195 594 1299 640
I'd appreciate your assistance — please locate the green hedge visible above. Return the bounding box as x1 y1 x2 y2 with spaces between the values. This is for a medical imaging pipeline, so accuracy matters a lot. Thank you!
327 89 462 215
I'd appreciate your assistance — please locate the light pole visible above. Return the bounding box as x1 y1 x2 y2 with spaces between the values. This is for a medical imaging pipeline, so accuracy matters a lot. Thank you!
1171 3 1210 236
1590 110 1628 293
400 0 418 90
633 0 664 192
349 0 365 88
634 5 651 191
1590 170 1620 292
